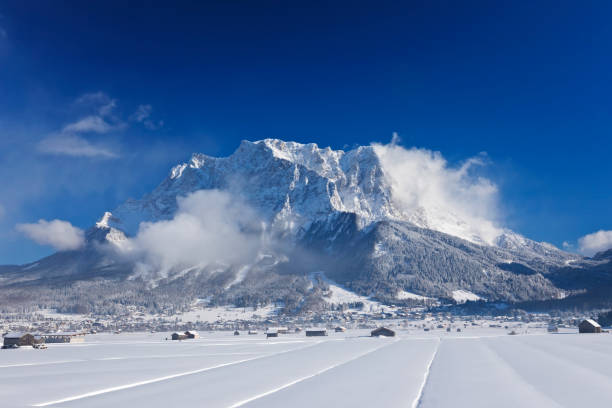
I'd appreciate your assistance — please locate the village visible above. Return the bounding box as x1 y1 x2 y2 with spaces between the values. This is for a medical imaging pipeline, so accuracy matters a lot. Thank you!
2 302 608 349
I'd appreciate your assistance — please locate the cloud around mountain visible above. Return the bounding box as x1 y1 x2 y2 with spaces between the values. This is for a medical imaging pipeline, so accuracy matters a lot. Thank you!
578 230 612 256
16 219 85 251
372 140 502 245
122 189 264 279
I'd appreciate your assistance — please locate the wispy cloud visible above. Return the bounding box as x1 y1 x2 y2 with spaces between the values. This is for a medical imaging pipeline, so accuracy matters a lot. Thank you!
62 115 116 134
37 134 119 158
16 219 85 251
130 104 163 130
37 91 125 158
577 230 612 256
75 91 117 116
130 104 152 122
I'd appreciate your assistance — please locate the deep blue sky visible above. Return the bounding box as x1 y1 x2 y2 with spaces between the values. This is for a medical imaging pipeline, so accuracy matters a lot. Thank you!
1 1 611 263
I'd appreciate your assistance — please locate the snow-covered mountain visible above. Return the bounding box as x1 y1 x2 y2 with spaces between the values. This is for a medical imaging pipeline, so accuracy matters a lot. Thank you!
2 139 610 312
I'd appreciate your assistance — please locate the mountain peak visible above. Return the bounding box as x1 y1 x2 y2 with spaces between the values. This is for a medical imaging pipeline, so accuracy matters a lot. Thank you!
95 211 113 229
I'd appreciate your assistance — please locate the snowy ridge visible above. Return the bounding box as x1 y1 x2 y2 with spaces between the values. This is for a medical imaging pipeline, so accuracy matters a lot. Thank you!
105 139 557 252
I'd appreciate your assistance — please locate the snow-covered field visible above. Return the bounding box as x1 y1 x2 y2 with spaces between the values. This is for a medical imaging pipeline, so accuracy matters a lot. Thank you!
1 327 611 407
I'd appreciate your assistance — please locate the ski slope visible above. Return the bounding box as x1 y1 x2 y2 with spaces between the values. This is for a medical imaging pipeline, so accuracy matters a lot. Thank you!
1 328 611 407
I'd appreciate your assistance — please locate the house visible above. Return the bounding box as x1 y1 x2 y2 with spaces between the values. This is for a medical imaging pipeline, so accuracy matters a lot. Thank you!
184 330 199 339
305 328 327 337
43 332 86 343
3 332 44 347
371 327 395 337
547 324 559 333
248 330 258 335
171 332 188 340
266 330 278 338
579 319 602 333
277 327 289 334
334 326 346 332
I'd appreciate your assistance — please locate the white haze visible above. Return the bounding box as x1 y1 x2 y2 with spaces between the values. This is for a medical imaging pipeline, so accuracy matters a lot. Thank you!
125 190 264 279
372 140 502 245
16 219 85 251
578 230 612 256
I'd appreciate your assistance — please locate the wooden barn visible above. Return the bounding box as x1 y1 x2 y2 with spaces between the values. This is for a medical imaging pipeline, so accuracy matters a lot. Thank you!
3 332 44 347
171 332 188 340
305 328 328 337
371 327 396 337
579 319 602 333
334 326 346 332
266 330 278 338
184 330 199 339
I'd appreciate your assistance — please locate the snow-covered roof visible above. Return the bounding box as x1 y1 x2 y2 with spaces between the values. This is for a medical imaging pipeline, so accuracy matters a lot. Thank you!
583 319 601 328
184 330 198 335
4 332 25 338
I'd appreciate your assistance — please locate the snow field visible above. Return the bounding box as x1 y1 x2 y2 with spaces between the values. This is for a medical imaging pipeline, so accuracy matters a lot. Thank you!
1 329 611 407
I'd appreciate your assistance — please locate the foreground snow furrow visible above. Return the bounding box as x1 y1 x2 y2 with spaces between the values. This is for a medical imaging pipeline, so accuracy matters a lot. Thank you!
32 357 262 407
242 338 440 408
49 338 381 408
419 338 562 408
229 339 398 407
29 340 322 407
485 336 612 406
412 337 440 408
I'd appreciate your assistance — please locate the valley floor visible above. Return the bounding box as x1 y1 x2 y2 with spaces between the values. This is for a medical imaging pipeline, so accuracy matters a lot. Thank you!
1 328 611 407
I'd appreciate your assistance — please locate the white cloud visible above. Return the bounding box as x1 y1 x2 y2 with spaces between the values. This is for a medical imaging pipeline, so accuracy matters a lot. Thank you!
578 230 612 256
124 190 263 278
372 140 501 244
37 91 126 158
16 219 85 251
63 115 115 134
130 104 163 130
131 104 152 122
37 134 118 158
74 92 116 117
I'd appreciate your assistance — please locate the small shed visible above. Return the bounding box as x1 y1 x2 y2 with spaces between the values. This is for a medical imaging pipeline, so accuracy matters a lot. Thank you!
234 330 240 336
579 319 602 333
371 327 396 337
334 326 346 333
171 332 188 340
305 328 328 337
184 330 199 339
266 330 278 338
248 330 258 335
